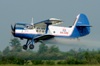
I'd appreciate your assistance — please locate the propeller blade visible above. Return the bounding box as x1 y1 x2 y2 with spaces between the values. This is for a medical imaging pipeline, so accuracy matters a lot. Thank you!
13 24 16 31
11 25 14 31
11 24 16 36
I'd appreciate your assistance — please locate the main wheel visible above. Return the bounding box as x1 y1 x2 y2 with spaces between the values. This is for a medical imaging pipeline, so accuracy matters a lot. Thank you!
23 45 28 50
29 44 34 49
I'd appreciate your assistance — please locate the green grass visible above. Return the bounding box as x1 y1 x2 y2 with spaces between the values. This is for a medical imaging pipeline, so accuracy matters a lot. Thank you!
0 64 100 66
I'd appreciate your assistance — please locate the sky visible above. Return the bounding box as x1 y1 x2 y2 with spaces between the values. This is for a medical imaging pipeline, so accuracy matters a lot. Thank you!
0 0 100 51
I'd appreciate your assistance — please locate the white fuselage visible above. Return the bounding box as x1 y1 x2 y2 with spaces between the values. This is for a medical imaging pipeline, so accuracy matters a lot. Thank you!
48 25 74 37
15 25 74 38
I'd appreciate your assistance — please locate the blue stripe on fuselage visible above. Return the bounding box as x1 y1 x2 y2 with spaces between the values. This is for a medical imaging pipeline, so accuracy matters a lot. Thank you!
16 27 24 30
15 33 41 39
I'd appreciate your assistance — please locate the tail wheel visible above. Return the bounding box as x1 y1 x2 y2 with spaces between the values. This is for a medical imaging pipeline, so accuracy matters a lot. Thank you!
29 44 34 49
23 45 28 50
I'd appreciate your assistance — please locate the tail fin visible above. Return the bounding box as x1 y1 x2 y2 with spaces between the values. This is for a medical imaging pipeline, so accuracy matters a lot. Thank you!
72 14 91 37
74 13 90 27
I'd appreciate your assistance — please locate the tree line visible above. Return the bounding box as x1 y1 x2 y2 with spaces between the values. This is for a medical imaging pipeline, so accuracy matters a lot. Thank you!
0 38 100 65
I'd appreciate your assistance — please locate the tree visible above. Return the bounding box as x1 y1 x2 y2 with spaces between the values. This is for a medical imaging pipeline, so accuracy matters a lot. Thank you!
3 46 10 55
0 51 2 59
38 44 48 54
48 45 60 53
10 38 22 52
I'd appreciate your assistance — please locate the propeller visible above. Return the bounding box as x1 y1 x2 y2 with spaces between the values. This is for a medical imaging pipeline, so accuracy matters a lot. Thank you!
11 24 16 36
11 25 14 31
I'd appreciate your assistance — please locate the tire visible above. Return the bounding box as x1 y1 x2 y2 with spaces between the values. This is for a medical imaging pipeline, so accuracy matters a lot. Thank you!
29 44 34 49
23 45 28 50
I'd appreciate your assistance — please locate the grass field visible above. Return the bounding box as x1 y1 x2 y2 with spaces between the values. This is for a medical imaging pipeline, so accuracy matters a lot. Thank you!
0 64 100 66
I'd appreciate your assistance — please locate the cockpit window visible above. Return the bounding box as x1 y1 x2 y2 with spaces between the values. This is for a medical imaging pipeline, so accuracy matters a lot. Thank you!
26 25 34 29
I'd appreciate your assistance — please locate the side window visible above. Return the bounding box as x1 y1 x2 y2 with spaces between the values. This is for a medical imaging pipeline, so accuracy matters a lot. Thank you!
53 31 55 33
26 25 34 29
36 27 45 33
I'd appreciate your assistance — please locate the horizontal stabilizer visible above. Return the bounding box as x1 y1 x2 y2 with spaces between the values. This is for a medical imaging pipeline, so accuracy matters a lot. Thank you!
76 24 92 27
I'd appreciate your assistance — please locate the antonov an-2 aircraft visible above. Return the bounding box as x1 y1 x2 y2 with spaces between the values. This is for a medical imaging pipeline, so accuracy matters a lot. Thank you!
11 14 91 50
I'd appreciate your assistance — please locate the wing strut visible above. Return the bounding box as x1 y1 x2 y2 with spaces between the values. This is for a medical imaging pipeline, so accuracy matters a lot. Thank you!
45 23 51 34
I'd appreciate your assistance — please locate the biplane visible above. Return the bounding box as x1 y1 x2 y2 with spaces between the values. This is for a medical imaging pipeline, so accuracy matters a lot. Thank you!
11 13 91 50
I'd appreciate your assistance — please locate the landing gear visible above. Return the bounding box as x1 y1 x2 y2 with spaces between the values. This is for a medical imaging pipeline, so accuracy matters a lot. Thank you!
29 44 34 49
23 45 28 50
23 39 35 50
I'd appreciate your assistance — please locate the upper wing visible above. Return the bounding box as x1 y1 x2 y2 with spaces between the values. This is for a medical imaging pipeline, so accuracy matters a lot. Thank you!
15 22 29 26
34 18 63 27
15 18 63 28
34 35 54 43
